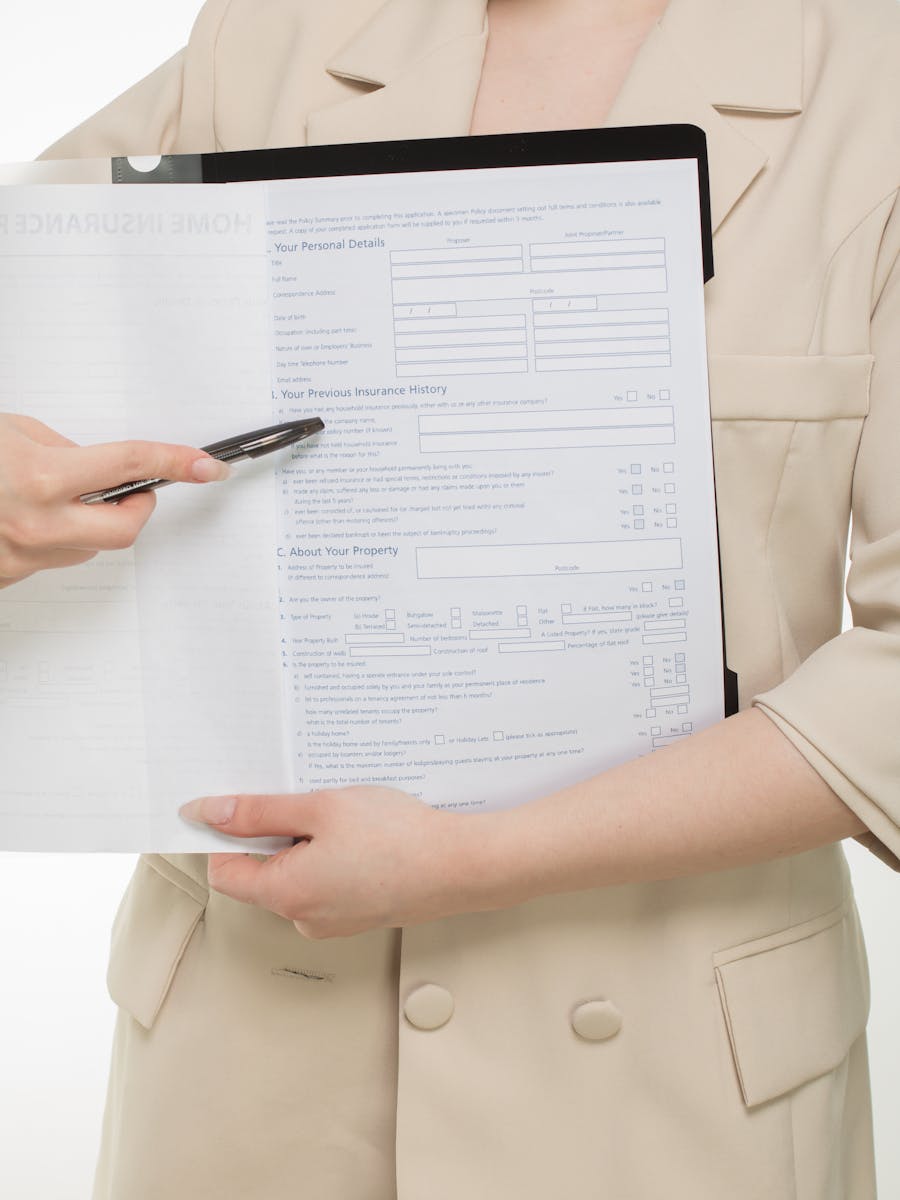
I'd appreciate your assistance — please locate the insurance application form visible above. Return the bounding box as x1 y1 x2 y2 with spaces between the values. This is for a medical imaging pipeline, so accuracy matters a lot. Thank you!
266 159 722 817
0 150 724 850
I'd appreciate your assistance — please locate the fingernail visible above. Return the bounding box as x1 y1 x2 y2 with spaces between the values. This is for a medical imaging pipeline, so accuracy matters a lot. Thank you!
180 796 237 825
192 457 231 483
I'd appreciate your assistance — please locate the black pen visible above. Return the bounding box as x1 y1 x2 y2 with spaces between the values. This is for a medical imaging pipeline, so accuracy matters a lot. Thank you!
79 418 325 505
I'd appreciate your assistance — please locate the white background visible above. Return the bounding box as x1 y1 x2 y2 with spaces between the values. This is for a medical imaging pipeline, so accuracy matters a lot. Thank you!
0 3 897 1197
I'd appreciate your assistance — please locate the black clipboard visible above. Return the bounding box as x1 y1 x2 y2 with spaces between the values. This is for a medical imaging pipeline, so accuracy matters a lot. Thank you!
112 124 737 716
113 124 714 284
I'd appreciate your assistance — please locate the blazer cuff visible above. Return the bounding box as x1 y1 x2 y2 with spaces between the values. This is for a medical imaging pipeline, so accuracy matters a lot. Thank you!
753 626 900 870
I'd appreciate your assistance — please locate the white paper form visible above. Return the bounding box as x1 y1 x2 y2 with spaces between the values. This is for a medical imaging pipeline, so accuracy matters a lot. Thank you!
266 159 724 812
0 185 287 851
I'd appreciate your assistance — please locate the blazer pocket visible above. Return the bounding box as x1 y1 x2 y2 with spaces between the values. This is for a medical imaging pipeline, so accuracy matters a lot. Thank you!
713 901 870 1108
707 354 872 421
107 854 209 1030
708 354 873 697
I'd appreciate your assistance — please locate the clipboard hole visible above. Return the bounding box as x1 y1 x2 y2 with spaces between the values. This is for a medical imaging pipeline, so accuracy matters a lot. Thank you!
127 155 163 174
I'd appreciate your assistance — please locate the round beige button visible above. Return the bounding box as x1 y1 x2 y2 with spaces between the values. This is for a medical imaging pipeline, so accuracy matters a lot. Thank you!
571 999 622 1042
403 983 455 1031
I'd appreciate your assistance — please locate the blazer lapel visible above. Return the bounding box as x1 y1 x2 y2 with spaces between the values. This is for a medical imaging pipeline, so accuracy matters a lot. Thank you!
306 0 488 145
606 0 803 233
303 0 802 234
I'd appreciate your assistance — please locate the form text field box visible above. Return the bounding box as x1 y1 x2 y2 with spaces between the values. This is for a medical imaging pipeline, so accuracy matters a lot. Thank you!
393 302 457 319
534 322 669 342
348 645 431 658
536 337 670 358
396 344 527 365
391 245 524 265
468 628 533 640
418 405 674 453
416 538 682 580
344 633 406 645
396 329 528 349
650 686 691 702
392 259 525 281
394 316 526 335
419 427 674 452
397 360 528 377
533 297 598 313
497 639 566 654
530 238 665 258
531 253 665 273
392 266 667 307
533 306 668 328
419 406 674 436
561 610 634 625
535 352 671 372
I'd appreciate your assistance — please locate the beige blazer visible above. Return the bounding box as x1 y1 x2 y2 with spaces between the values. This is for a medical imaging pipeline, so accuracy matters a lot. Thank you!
44 1 900 1197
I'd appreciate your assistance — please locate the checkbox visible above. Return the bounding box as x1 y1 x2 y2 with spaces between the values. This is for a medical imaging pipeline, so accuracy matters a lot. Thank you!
664 482 676 494
651 726 662 736
493 730 504 741
434 734 445 745
675 653 686 663
562 603 572 613
666 517 677 528
642 582 652 592
646 708 656 718
643 656 653 664
668 597 684 608
676 673 687 683
677 705 688 714
666 503 677 514
674 580 685 590
633 504 644 515
627 390 638 403
634 519 645 530
630 463 642 475
682 721 693 732
659 389 670 401
663 462 674 473
632 484 643 495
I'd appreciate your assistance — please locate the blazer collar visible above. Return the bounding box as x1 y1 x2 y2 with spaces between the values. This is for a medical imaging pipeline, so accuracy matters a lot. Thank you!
306 0 803 232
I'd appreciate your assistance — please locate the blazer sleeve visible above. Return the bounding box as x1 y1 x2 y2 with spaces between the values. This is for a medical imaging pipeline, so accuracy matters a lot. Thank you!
753 191 900 870
39 53 188 161
37 0 230 161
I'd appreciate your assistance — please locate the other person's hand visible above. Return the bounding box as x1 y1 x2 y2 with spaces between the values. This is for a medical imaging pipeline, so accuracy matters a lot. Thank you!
0 412 229 587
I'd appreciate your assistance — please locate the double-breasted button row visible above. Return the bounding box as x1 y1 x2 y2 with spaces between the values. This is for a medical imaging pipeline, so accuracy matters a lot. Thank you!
403 983 455 1030
403 985 622 1041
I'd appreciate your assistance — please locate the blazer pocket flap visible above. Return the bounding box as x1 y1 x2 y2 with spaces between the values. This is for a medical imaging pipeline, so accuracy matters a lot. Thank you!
708 354 872 421
713 902 869 1108
107 856 207 1031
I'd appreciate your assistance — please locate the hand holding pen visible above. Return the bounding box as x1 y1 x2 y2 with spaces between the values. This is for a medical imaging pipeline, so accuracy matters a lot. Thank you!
0 413 323 588
78 419 324 504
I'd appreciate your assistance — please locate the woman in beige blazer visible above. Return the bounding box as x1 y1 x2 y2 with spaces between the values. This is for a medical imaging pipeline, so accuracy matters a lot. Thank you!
16 0 898 1196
